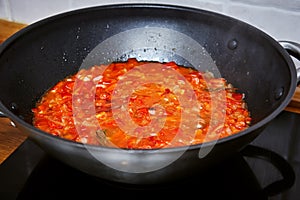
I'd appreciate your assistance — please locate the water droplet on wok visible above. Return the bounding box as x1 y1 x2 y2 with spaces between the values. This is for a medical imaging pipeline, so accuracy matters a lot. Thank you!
10 102 20 115
10 102 18 112
228 39 238 50
274 87 284 100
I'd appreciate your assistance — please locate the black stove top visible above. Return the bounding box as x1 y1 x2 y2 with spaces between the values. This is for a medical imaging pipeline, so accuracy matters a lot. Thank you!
1 111 300 200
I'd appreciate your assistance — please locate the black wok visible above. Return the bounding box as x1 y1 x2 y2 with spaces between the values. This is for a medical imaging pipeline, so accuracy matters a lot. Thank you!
0 4 300 185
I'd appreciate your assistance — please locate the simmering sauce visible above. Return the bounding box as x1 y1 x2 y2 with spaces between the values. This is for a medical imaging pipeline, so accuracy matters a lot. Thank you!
32 58 251 149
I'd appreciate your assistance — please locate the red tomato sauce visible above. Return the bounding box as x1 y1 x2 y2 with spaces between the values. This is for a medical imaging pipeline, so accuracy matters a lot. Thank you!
32 58 251 149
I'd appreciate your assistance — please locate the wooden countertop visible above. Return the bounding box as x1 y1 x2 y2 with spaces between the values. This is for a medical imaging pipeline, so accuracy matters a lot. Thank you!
0 19 27 43
0 19 300 165
0 19 28 164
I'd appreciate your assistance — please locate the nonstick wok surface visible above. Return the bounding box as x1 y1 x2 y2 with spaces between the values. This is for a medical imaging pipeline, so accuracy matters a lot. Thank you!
0 4 297 184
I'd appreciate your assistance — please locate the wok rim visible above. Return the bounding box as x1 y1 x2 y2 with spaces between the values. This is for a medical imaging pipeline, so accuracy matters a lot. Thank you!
0 3 297 154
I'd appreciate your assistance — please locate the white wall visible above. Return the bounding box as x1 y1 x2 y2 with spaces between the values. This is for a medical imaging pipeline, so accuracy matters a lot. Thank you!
0 0 300 43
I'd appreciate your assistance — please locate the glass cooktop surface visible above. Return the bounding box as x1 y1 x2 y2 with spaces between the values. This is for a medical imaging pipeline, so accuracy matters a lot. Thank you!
1 111 300 200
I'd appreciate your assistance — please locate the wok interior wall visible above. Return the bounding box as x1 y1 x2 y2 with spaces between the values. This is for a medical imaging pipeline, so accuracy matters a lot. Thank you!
0 0 299 44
